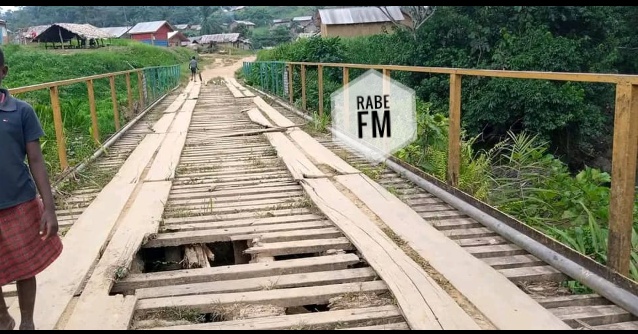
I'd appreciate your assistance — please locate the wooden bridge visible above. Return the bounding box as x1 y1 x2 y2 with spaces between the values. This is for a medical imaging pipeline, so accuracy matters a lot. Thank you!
2 59 638 330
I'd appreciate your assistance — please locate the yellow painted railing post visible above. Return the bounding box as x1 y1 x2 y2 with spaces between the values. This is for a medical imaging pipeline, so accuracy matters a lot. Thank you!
301 65 307 111
109 76 120 131
607 82 638 275
288 64 294 104
447 74 462 187
49 86 68 171
126 72 133 113
86 79 100 144
137 71 145 111
318 65 324 117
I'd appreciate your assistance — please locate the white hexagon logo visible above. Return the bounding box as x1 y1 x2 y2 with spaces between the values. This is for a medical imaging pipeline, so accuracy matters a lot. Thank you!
331 69 417 162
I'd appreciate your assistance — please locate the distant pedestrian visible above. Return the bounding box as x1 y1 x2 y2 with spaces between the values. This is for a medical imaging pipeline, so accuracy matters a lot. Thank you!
0 47 63 331
189 56 199 82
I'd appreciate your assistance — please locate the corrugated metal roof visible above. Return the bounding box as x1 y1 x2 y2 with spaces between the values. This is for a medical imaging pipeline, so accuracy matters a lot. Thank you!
199 33 241 44
233 20 255 26
168 31 189 41
293 16 313 22
39 23 112 40
128 20 172 35
318 6 405 25
22 25 50 38
190 24 202 30
174 24 189 30
99 26 131 38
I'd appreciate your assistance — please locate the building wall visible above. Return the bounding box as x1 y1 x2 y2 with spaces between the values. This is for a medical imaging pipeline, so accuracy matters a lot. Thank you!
320 17 413 38
130 23 172 47
0 25 7 45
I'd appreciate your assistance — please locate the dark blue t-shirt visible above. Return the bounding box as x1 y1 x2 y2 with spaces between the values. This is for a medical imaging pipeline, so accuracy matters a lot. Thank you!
0 88 45 210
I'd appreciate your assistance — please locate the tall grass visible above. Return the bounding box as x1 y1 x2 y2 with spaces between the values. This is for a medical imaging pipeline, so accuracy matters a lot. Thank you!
1 40 195 176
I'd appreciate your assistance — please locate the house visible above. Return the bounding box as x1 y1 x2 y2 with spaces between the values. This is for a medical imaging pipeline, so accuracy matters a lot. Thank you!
0 20 7 45
271 19 291 30
174 24 190 31
168 31 189 47
292 16 317 33
20 25 50 43
229 20 255 31
198 33 251 50
98 26 132 39
190 24 202 31
128 20 174 47
314 6 413 38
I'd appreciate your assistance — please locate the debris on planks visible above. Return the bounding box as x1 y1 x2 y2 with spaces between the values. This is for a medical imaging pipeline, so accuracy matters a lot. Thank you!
213 303 286 321
183 244 214 269
329 291 396 311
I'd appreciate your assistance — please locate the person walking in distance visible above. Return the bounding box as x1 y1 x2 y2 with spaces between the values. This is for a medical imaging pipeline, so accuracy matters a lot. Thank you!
189 56 198 82
0 47 63 330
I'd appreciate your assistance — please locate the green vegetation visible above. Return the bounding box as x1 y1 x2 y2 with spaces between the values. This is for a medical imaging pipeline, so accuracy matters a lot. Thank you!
248 6 638 285
1 40 195 176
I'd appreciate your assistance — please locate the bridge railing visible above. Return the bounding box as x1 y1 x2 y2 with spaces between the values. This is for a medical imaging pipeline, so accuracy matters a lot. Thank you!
7 64 181 180
243 60 638 278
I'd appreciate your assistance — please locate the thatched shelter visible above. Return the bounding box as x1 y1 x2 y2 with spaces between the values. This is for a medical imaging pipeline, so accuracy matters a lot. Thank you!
35 23 112 49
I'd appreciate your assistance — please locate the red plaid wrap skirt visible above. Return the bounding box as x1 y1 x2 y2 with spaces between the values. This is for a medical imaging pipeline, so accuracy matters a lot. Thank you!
0 198 63 286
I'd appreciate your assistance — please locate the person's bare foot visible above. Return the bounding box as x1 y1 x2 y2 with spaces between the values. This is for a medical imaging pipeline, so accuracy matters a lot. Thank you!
0 314 15 330
19 322 34 330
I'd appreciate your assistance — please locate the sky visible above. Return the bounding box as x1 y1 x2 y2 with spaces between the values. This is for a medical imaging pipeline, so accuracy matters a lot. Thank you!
0 6 20 13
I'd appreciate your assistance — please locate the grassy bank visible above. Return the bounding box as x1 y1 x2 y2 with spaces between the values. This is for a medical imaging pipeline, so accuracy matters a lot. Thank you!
248 38 638 287
1 40 195 175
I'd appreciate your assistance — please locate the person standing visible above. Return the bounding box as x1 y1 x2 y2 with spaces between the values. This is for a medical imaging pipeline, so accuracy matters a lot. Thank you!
189 56 198 82
0 47 63 330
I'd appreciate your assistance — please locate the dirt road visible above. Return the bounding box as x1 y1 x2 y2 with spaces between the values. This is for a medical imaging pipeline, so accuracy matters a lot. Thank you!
199 55 256 84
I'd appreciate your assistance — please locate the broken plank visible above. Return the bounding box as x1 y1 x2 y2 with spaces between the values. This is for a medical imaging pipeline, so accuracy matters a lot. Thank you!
64 181 171 329
149 305 403 330
265 132 324 180
64 295 136 330
253 96 296 127
246 108 274 128
288 128 360 175
8 133 167 330
145 132 187 181
146 221 334 247
112 253 360 292
245 237 354 257
300 178 479 330
136 267 377 300
136 281 388 313
335 173 570 330
254 227 343 243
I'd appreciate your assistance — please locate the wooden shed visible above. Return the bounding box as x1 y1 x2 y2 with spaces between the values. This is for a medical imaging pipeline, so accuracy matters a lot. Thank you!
128 20 174 47
168 31 189 47
34 23 112 49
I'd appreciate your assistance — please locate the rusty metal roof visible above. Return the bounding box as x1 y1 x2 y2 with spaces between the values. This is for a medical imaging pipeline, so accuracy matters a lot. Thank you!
21 25 50 38
99 26 131 38
129 20 173 35
318 6 405 25
199 33 241 44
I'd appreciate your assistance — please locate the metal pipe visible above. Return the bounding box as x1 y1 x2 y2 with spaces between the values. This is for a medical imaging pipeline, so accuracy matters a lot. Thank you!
251 85 638 317
53 85 179 193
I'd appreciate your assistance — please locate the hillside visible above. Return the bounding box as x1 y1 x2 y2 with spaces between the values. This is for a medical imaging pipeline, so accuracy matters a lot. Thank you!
0 6 323 29
1 40 195 174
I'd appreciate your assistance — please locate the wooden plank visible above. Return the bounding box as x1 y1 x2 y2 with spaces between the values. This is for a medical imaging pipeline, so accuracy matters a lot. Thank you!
288 128 360 175
126 72 133 112
245 237 354 257
499 265 566 283
86 80 100 144
64 181 171 329
535 294 609 309
164 93 187 114
594 321 638 330
254 96 296 127
169 110 194 134
338 322 410 330
136 281 388 313
608 83 638 275
551 305 635 327
162 214 325 232
65 295 136 330
152 113 177 133
318 65 324 116
188 82 201 99
335 173 570 330
2 284 16 298
246 108 274 128
146 221 333 247
301 65 307 110
150 305 403 330
135 267 377 300
112 253 361 292
110 75 121 131
7 133 167 329
300 178 479 330
255 227 342 243
226 82 245 98
264 132 324 180
145 132 187 182
49 86 68 170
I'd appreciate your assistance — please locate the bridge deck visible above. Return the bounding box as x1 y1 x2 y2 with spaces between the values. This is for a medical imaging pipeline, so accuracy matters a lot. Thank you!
3 71 637 330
